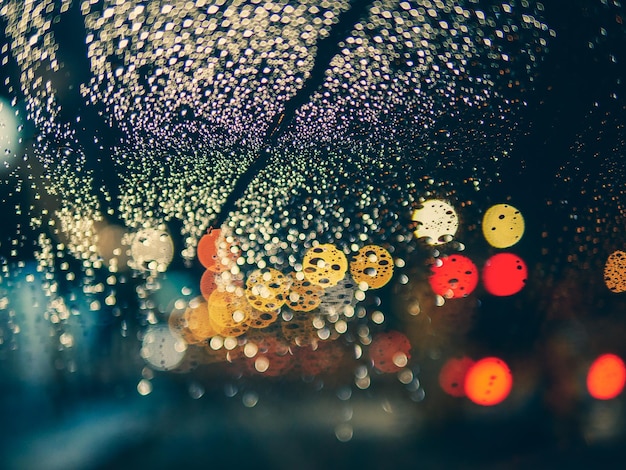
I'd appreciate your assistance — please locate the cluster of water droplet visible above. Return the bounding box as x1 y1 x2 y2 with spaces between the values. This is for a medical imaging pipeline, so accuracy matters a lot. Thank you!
0 1 552 403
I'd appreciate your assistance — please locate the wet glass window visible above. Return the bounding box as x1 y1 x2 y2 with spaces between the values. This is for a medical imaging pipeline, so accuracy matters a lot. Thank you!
1 0 626 467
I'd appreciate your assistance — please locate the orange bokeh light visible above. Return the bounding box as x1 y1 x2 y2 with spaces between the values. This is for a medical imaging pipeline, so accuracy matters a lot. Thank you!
197 228 221 269
464 357 513 406
587 354 626 400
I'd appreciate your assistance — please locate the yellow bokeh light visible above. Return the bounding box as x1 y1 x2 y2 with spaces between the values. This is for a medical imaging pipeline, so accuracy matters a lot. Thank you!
208 290 250 338
302 243 348 287
349 245 394 289
245 267 289 312
481 204 525 248
285 273 324 311
246 308 280 329
184 297 217 342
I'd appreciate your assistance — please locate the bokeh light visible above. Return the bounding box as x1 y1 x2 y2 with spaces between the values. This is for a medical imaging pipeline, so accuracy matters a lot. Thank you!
318 276 358 316
293 340 344 377
429 254 479 299
411 199 459 245
129 228 174 272
439 356 475 397
184 297 216 343
141 325 187 372
464 357 513 406
604 250 626 293
197 228 221 270
482 204 525 248
200 269 218 301
369 331 411 373
0 97 20 171
281 310 319 347
285 273 324 312
587 354 626 400
482 253 528 296
349 245 394 289
303 244 348 288
245 267 289 312
244 334 294 377
207 290 250 338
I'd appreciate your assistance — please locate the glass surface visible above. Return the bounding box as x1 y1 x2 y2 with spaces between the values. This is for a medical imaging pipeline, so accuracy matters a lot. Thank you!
1 0 626 468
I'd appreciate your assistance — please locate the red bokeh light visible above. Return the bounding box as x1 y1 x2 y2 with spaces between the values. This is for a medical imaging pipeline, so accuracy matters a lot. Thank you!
294 341 344 377
439 356 476 397
244 336 294 377
200 269 218 301
428 254 479 299
369 331 412 373
482 253 528 296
